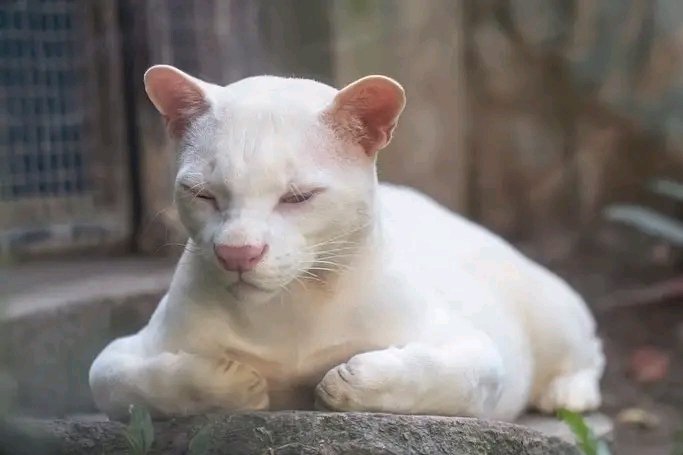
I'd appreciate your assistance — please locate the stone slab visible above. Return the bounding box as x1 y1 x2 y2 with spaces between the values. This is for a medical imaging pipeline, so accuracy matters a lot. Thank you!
4 411 583 455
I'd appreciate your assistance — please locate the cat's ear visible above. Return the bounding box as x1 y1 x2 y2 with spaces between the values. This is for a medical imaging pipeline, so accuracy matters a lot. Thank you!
144 65 216 138
324 75 406 156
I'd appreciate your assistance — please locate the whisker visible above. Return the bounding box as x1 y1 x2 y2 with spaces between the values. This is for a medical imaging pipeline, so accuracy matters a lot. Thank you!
186 181 208 192
154 242 205 255
304 240 357 250
314 246 361 255
292 275 309 292
314 253 358 261
307 266 344 273
300 270 326 284
310 259 352 269
304 221 371 249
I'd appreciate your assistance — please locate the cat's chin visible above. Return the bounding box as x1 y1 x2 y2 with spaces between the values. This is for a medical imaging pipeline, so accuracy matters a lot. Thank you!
225 279 276 301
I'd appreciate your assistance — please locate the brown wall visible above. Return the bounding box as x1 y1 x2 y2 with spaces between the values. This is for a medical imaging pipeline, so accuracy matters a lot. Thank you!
334 0 683 260
333 0 471 213
131 0 683 258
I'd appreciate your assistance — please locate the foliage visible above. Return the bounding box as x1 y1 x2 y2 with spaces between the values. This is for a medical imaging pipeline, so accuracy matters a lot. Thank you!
603 178 683 247
188 423 213 455
123 405 155 455
649 179 683 203
558 409 611 455
604 205 683 247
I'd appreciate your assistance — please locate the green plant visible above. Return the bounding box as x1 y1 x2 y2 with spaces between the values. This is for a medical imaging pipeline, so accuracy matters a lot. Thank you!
123 405 155 455
604 178 683 247
558 409 611 455
188 423 213 455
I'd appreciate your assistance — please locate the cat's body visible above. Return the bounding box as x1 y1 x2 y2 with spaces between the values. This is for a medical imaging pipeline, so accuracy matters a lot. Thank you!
89 68 604 421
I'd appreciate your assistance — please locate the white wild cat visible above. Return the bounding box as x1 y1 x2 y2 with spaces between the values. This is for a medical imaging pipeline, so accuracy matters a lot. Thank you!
89 65 604 421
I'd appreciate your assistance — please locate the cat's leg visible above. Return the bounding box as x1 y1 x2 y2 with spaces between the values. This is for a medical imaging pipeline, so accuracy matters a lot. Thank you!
533 369 601 413
89 335 268 420
524 269 605 414
315 334 515 418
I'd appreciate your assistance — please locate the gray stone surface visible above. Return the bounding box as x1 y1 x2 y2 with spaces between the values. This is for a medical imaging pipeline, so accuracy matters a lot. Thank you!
331 0 683 255
0 258 174 416
5 411 582 455
0 257 174 319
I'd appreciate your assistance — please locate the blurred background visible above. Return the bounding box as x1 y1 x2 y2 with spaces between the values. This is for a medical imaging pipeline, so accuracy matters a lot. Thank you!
0 0 682 453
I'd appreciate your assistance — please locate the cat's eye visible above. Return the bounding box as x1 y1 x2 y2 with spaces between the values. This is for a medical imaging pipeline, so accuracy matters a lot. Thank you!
181 184 217 207
280 190 317 204
195 192 215 201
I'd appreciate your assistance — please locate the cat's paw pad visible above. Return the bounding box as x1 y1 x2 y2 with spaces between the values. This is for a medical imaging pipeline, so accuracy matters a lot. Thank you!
216 358 268 395
315 350 401 412
214 357 269 408
315 363 366 411
180 354 269 411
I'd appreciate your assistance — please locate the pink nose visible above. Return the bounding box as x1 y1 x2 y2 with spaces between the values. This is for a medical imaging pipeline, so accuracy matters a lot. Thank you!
214 244 268 272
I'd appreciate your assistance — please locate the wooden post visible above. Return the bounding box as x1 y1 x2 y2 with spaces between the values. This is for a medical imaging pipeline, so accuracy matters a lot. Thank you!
332 0 472 214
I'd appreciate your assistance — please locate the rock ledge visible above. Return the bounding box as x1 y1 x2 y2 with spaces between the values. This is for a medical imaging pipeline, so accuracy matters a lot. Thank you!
6 411 581 454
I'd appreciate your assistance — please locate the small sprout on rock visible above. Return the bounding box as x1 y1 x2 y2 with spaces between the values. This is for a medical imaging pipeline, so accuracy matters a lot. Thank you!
558 409 610 455
123 404 155 455
188 424 213 455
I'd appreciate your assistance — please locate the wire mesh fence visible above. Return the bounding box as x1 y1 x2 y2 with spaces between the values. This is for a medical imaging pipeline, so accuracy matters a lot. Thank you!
0 0 130 259
0 1 88 202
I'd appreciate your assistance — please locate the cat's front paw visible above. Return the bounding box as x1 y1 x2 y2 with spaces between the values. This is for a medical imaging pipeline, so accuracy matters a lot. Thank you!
314 349 404 412
217 357 269 402
180 353 269 412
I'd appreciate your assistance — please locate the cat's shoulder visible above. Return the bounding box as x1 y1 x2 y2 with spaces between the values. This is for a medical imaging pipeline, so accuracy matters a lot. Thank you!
376 182 525 261
377 182 477 232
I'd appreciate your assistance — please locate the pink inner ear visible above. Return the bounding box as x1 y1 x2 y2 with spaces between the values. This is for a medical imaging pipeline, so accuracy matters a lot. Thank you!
353 87 401 153
163 86 209 138
146 69 210 138
327 78 405 156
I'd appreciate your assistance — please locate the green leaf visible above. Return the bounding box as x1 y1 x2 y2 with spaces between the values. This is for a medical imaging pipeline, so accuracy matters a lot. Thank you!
603 204 683 246
557 409 610 455
596 440 611 455
188 424 213 455
649 178 683 203
123 405 155 455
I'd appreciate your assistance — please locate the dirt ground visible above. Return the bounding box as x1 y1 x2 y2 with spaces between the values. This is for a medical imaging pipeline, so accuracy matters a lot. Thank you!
529 235 683 455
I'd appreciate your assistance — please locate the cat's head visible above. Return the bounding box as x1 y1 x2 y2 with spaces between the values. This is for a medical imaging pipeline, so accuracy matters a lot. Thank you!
144 65 405 300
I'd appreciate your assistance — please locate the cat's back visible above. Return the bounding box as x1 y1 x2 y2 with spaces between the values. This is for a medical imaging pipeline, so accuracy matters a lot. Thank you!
377 183 525 269
376 183 596 343
376 182 548 317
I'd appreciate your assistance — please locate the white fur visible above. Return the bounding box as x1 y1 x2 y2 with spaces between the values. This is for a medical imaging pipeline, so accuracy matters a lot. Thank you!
89 71 604 421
